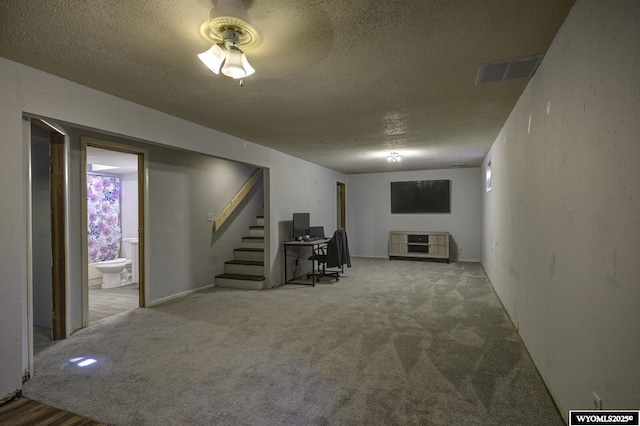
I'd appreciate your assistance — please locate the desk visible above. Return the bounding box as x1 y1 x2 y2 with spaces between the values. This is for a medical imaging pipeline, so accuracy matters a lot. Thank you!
283 238 331 286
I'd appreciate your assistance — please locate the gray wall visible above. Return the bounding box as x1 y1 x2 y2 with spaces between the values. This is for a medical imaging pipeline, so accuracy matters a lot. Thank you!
146 144 263 301
120 172 138 241
481 0 640 415
269 155 345 282
347 168 482 260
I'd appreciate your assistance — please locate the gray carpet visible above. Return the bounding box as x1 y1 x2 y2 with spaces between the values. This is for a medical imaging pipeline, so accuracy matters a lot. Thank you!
23 258 563 425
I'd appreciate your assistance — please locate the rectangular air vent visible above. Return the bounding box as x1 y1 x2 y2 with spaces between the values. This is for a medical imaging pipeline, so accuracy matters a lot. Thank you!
475 55 544 86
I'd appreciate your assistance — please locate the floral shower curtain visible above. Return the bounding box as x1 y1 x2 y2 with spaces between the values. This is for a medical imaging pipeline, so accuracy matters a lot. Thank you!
87 175 121 263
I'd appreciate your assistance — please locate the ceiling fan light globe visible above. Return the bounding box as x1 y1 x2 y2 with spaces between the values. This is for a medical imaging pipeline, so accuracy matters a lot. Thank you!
198 44 225 74
240 53 255 77
221 48 247 78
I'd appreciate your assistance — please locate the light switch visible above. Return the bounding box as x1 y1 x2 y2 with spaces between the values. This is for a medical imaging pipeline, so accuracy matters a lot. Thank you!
206 213 214 222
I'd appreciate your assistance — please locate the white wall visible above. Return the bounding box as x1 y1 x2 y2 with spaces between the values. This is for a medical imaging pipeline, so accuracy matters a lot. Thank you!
347 168 482 260
120 172 138 242
0 57 346 401
481 0 640 416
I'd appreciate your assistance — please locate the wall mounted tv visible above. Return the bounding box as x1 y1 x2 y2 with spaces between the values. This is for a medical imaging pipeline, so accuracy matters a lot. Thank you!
390 180 451 214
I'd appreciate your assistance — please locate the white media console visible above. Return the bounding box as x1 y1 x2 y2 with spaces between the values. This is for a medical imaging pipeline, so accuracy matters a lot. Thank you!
388 231 450 263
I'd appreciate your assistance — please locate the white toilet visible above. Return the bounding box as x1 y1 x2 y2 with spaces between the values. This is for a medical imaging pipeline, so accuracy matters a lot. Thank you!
93 258 132 289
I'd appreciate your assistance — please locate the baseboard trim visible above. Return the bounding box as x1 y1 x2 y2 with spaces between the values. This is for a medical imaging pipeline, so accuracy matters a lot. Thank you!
1 389 21 405
147 284 216 307
350 255 480 262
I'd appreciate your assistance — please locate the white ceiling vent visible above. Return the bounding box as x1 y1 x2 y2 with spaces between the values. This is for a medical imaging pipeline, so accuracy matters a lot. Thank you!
475 55 544 86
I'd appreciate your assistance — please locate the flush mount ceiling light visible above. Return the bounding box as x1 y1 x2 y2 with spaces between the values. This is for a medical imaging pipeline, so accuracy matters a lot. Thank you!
198 0 260 80
387 152 402 162
91 164 120 172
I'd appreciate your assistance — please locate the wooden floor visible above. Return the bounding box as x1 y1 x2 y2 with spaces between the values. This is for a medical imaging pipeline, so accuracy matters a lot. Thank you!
0 397 107 426
88 283 139 323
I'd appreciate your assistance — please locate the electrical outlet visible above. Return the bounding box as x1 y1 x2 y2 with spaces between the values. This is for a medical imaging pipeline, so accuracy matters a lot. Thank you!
593 391 602 410
206 213 213 222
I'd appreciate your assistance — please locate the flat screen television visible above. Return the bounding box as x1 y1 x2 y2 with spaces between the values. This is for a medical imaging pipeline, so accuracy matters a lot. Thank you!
292 212 310 238
390 180 451 214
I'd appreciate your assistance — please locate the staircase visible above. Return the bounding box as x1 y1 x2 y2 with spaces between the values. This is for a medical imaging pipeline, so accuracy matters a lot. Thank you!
215 215 266 290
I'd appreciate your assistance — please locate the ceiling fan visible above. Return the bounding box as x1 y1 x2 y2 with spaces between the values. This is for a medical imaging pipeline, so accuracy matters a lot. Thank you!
197 0 261 80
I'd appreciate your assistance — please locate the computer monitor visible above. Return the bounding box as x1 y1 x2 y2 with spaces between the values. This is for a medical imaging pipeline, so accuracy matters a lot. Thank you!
292 213 310 239
309 226 325 239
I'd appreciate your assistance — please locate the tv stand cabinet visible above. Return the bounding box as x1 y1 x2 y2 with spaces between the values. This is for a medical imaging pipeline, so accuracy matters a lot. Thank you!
388 231 450 263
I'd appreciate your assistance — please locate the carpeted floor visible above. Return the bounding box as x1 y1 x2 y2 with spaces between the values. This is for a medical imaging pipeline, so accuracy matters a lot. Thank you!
23 257 564 425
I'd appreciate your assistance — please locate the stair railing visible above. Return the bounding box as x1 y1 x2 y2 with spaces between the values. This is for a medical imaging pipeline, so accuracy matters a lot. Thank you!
214 168 262 232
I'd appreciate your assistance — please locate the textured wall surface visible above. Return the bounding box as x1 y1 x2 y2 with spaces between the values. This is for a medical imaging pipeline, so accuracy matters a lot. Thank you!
481 0 640 416
348 167 482 260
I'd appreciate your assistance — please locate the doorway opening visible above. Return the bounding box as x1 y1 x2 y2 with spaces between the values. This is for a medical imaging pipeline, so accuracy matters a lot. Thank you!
29 120 67 356
84 143 145 324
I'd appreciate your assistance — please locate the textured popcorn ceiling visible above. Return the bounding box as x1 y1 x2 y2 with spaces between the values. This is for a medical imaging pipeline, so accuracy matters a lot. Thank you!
0 0 575 174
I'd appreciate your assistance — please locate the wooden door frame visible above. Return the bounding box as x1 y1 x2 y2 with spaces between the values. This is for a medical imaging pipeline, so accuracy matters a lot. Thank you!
28 117 69 341
336 181 346 229
25 116 69 379
81 137 147 323
24 118 34 375
137 152 146 307
50 131 67 339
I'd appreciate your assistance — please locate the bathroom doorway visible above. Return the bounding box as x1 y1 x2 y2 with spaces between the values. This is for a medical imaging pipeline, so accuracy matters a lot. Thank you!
83 141 145 324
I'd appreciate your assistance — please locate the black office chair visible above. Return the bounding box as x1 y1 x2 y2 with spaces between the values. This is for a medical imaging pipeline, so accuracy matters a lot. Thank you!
308 228 340 281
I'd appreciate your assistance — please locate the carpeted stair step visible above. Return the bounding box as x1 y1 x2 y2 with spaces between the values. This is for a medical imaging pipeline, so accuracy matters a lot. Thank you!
233 247 264 262
249 226 264 237
224 260 264 275
256 215 264 226
241 236 264 248
215 273 266 290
